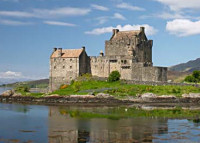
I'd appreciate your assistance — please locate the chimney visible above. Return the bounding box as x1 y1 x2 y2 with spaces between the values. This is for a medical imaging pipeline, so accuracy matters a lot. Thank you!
99 50 104 57
53 47 57 52
57 48 62 57
82 46 85 51
113 29 119 35
140 27 145 33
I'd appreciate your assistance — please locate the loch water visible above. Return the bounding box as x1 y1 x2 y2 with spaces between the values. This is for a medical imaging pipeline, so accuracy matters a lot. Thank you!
0 103 200 143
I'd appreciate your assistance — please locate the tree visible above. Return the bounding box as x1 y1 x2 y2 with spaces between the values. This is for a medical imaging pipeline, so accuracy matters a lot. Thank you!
192 71 200 81
108 70 121 82
184 70 200 83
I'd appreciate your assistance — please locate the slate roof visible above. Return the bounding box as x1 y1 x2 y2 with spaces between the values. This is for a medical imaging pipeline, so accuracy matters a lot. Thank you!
51 48 83 58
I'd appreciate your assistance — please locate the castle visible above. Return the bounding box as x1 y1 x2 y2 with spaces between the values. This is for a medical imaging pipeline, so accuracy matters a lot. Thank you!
49 27 167 91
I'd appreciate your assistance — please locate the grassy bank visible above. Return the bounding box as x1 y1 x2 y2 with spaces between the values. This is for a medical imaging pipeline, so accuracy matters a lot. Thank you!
52 79 200 97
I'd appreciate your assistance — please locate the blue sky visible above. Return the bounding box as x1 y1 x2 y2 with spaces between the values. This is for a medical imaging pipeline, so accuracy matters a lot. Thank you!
0 0 200 81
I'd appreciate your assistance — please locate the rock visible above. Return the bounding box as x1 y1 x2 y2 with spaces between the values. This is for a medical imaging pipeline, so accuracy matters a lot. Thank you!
1 90 14 96
159 95 176 99
12 93 22 97
95 93 111 98
45 94 60 98
141 93 157 100
88 92 95 95
70 95 95 98
182 93 200 98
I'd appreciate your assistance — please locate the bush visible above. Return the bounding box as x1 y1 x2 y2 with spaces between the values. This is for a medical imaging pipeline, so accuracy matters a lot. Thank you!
15 85 30 92
184 71 200 83
192 71 200 81
60 84 69 89
72 81 82 92
108 70 121 82
70 80 75 85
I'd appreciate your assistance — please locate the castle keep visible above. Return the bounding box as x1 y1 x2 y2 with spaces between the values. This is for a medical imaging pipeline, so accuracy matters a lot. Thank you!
49 27 167 91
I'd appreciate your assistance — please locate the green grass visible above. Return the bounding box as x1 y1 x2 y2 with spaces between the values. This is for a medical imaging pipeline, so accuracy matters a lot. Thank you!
59 107 200 119
51 80 200 97
16 91 44 98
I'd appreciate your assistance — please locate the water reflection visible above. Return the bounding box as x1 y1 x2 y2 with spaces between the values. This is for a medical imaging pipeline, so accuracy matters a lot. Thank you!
0 103 200 143
48 106 169 143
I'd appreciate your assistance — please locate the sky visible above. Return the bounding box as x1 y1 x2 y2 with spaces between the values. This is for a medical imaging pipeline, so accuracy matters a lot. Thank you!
0 0 200 82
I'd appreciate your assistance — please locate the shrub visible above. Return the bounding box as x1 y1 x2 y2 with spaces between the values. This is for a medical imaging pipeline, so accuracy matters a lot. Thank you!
184 71 200 83
108 70 121 82
72 81 82 92
60 84 69 89
192 71 200 81
70 80 75 85
15 85 30 92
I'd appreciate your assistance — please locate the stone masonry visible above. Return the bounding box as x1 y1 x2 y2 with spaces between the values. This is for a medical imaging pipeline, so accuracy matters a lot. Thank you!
49 27 167 91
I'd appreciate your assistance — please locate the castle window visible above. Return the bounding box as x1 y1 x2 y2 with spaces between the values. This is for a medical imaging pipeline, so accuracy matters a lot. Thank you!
70 66 72 69
110 60 117 63
54 66 56 69
121 66 130 69
54 58 56 62
70 59 72 62
63 66 65 69
124 60 127 64
63 59 65 61
121 60 127 64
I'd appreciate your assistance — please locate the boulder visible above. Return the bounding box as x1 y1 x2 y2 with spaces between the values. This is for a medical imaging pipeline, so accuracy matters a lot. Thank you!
95 93 111 98
70 95 95 98
140 93 157 100
158 95 176 99
12 92 22 97
45 94 60 98
0 90 14 96
182 93 200 98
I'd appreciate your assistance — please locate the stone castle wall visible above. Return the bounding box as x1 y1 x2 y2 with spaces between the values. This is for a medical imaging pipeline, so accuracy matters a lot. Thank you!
49 57 80 91
90 56 167 82
49 28 168 91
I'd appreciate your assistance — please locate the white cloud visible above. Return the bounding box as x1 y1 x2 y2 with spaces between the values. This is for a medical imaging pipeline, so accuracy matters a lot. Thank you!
0 19 33 25
85 24 157 36
166 19 200 36
33 7 91 18
0 11 34 18
0 71 22 79
91 4 109 11
0 7 91 18
113 13 126 20
141 12 185 19
43 21 76 26
154 0 200 11
95 13 126 25
0 0 18 2
95 16 109 25
116 2 145 11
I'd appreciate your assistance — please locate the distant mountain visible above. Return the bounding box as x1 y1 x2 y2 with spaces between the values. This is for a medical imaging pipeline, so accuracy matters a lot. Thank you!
169 58 200 72
0 79 49 88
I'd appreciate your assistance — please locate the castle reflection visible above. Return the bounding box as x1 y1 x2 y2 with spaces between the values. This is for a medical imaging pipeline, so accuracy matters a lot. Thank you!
48 106 168 143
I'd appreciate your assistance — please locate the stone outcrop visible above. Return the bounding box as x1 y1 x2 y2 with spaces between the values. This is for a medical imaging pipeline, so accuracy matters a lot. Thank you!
1 90 14 96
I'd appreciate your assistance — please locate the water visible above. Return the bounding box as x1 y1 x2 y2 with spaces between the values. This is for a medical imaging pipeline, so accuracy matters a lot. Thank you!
0 87 12 94
0 103 200 143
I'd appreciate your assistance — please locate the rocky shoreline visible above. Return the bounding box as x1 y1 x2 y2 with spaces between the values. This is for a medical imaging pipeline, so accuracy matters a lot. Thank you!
1 90 200 105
